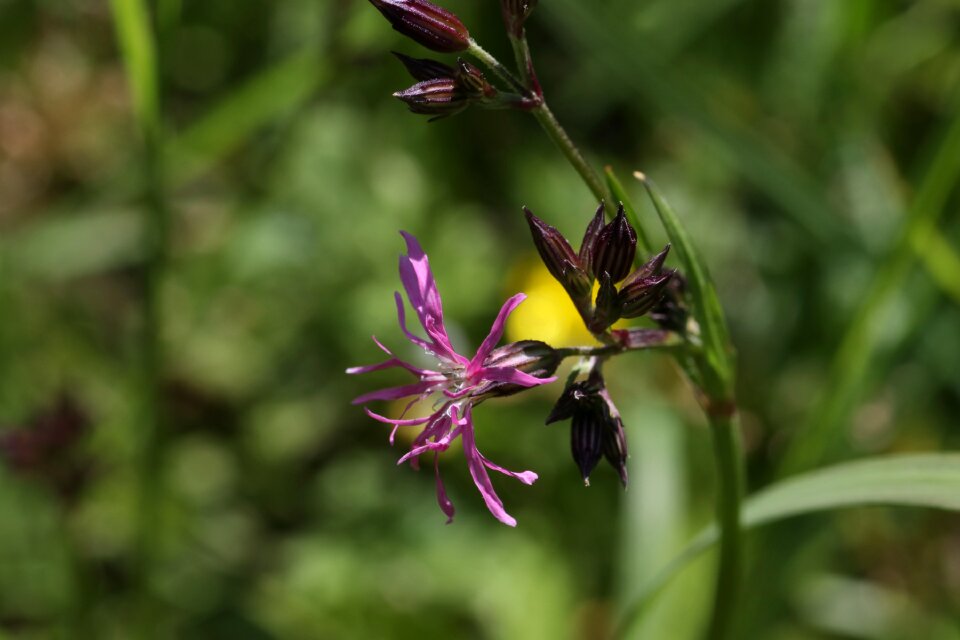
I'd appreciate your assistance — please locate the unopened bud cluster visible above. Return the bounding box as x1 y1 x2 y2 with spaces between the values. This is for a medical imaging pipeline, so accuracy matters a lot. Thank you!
524 203 675 334
393 53 498 120
547 371 628 486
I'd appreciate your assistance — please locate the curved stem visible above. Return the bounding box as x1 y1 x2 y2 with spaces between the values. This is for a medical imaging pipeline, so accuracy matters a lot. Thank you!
704 412 743 640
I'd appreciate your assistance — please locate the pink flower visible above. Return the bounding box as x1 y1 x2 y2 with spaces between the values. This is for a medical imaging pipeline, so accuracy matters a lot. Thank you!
348 232 556 526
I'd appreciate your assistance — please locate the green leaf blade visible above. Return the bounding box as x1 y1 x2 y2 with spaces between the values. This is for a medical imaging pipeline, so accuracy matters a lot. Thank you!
616 453 960 637
634 172 734 398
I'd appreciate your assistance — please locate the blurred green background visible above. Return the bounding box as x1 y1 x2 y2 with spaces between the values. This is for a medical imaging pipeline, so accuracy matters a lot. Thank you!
1 0 959 638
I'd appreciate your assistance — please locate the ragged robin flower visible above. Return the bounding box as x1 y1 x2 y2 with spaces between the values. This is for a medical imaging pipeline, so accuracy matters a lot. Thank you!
348 232 558 526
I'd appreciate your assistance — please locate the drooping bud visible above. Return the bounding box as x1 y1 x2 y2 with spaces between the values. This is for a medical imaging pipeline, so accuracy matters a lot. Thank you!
571 410 603 485
393 51 456 81
598 386 629 487
393 78 469 120
500 0 539 37
618 271 673 318
578 202 605 278
523 207 591 299
591 204 637 283
369 0 471 53
546 372 628 487
546 380 591 424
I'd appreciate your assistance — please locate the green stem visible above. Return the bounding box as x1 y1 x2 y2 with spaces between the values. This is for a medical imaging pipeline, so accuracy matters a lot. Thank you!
704 411 743 640
508 32 537 91
467 40 527 95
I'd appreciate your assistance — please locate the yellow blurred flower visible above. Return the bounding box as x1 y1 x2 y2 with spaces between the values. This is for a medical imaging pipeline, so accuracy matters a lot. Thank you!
504 254 609 347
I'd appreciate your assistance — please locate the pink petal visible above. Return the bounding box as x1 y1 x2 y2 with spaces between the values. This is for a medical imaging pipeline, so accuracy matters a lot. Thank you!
434 452 455 524
363 408 431 426
394 292 434 353
351 380 437 405
460 409 517 527
469 293 526 371
477 366 556 388
345 356 433 377
424 315 468 366
479 452 539 485
398 232 446 333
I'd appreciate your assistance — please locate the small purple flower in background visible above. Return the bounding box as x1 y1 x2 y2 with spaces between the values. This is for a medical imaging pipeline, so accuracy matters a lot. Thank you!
348 232 557 526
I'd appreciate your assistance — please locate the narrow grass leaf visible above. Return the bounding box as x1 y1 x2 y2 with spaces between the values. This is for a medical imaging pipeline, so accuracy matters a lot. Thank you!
109 0 159 137
616 453 960 637
635 172 734 397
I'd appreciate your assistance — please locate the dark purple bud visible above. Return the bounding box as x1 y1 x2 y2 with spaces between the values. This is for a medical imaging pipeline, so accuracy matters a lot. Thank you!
598 390 628 487
578 202 605 278
571 410 603 485
393 78 469 120
455 58 497 99
369 0 471 53
546 380 592 424
500 0 538 37
590 271 621 332
523 207 591 298
393 51 456 81
626 244 670 281
618 271 673 318
650 272 689 332
591 204 637 283
561 260 592 299
547 372 628 487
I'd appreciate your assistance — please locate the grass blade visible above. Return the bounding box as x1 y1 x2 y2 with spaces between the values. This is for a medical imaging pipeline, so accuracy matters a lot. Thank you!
616 452 960 637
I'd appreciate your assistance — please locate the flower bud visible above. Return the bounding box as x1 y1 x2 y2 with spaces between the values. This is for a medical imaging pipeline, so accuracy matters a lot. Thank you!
393 78 469 120
571 410 603 485
545 380 592 424
627 244 670 281
455 58 497 99
500 0 538 37
393 51 455 81
618 271 672 318
546 372 628 487
369 0 471 53
590 271 621 332
578 202 605 278
523 207 591 299
600 395 629 487
591 204 637 283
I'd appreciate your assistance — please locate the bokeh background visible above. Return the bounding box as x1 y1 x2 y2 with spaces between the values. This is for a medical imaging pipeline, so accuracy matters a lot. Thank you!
1 0 959 638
